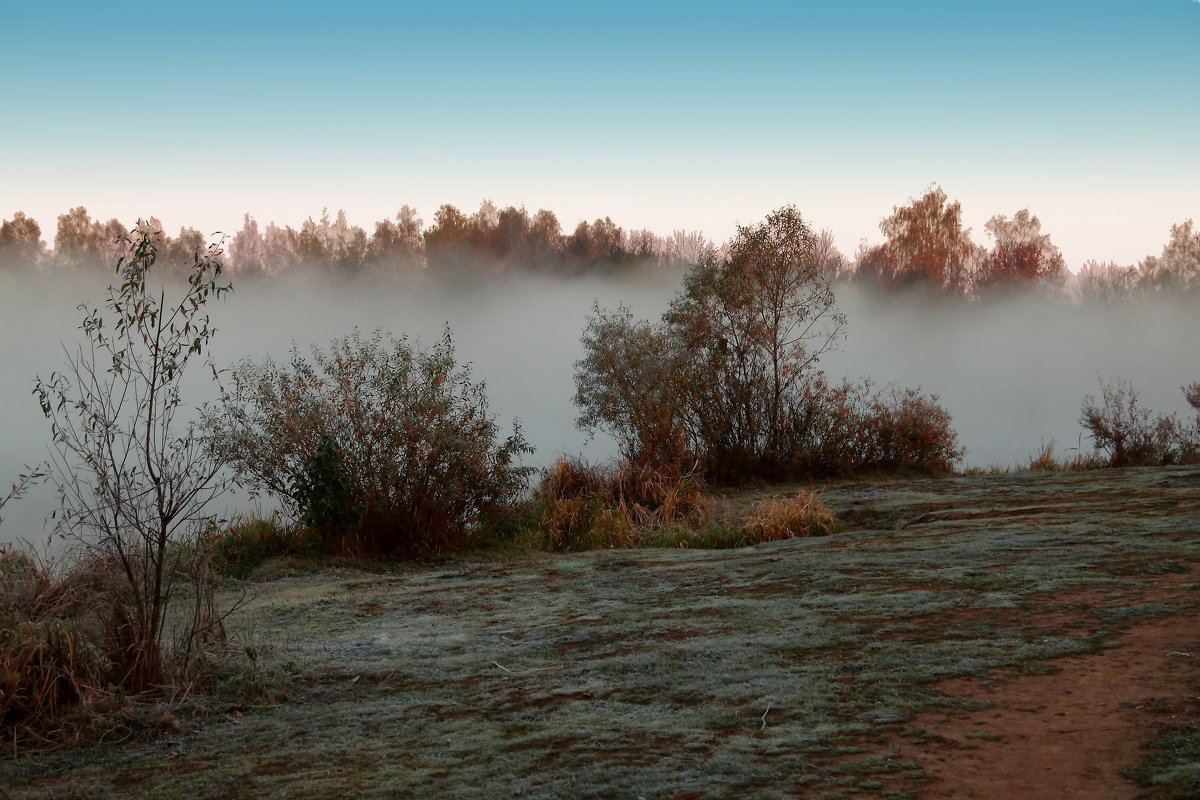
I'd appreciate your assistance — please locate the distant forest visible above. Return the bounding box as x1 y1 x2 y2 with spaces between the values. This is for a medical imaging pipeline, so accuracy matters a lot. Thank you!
1 187 1197 302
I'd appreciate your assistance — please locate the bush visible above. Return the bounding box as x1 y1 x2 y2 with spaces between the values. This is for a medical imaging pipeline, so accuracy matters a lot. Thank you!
1 550 99 738
32 228 232 696
1080 378 1200 467
1186 383 1200 414
573 305 690 467
782 378 964 478
209 329 534 558
1 542 258 750
289 434 362 544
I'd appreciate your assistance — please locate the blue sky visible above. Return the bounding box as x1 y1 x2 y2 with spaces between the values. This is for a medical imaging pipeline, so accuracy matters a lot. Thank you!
1 0 1196 267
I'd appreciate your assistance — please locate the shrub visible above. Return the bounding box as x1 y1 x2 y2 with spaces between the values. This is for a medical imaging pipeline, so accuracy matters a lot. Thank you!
1080 378 1200 467
1 543 249 750
1186 383 1200 414
209 329 534 558
1 550 99 737
32 227 232 696
780 377 964 478
289 434 362 543
573 305 690 466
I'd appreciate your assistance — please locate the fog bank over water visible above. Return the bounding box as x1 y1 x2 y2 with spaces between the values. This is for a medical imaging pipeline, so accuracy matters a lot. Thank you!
825 291 1199 467
2 268 1198 547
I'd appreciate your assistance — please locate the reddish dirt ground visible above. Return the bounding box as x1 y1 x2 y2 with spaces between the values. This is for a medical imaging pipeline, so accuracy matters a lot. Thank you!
864 570 1200 799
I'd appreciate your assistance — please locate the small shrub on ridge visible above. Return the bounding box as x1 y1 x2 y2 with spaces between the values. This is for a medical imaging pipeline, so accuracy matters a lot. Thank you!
1080 378 1200 467
207 514 323 579
783 377 964 478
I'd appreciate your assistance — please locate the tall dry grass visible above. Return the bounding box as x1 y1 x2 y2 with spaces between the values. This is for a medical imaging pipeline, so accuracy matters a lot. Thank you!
525 459 839 552
529 458 710 551
1 549 105 748
737 492 838 545
1 544 235 753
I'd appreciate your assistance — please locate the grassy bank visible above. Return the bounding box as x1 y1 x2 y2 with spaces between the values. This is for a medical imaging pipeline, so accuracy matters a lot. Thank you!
3 466 1198 799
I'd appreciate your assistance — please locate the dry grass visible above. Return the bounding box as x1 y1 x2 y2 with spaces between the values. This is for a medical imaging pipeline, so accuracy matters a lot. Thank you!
529 458 710 551
1024 439 1106 472
526 459 837 552
737 491 837 545
1 549 105 748
1 545 242 754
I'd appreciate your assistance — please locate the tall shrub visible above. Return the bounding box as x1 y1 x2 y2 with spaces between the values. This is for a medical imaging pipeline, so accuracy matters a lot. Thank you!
574 206 962 482
33 229 232 693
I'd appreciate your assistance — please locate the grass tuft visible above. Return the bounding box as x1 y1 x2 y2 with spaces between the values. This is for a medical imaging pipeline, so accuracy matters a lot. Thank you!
207 513 326 579
524 458 710 551
737 491 839 545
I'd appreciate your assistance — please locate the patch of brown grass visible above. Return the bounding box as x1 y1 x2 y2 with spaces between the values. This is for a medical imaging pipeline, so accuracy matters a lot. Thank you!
530 458 710 551
1024 440 1106 472
1 545 239 754
1 549 105 747
738 491 837 545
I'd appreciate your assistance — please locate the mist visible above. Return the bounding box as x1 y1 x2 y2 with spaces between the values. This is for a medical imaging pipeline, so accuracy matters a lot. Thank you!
2 267 1197 548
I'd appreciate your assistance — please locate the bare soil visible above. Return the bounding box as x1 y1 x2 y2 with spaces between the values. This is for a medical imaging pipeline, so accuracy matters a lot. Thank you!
848 570 1200 799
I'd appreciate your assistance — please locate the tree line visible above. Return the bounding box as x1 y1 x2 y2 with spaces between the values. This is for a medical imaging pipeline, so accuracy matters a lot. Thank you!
2 188 1197 300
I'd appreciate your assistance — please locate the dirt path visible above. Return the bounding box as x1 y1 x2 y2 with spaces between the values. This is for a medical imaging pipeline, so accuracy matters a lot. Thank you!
867 599 1200 798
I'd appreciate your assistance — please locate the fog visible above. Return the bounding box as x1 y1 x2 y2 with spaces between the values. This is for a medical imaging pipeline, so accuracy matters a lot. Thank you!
2 267 1198 548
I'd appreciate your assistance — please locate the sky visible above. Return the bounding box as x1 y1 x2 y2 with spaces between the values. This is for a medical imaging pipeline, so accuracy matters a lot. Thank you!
1 0 1196 268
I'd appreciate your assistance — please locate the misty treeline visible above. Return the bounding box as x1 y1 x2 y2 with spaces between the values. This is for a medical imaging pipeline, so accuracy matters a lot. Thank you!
2 187 1198 300
0 203 711 279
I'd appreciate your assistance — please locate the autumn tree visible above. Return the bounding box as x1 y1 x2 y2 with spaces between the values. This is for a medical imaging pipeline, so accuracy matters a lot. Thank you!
325 209 370 274
576 206 847 479
974 209 1066 294
809 229 852 282
1138 219 1200 295
567 217 629 269
857 186 980 295
656 230 713 268
370 205 424 273
489 205 532 265
1076 260 1139 304
229 214 270 277
0 211 44 269
52 207 126 270
526 208 564 267
423 203 476 273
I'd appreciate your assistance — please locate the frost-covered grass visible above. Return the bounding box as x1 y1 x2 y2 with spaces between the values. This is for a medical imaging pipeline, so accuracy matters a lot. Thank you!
3 466 1199 799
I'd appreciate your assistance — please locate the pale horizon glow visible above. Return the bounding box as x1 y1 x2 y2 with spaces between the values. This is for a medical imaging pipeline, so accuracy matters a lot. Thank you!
1 1 1197 269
